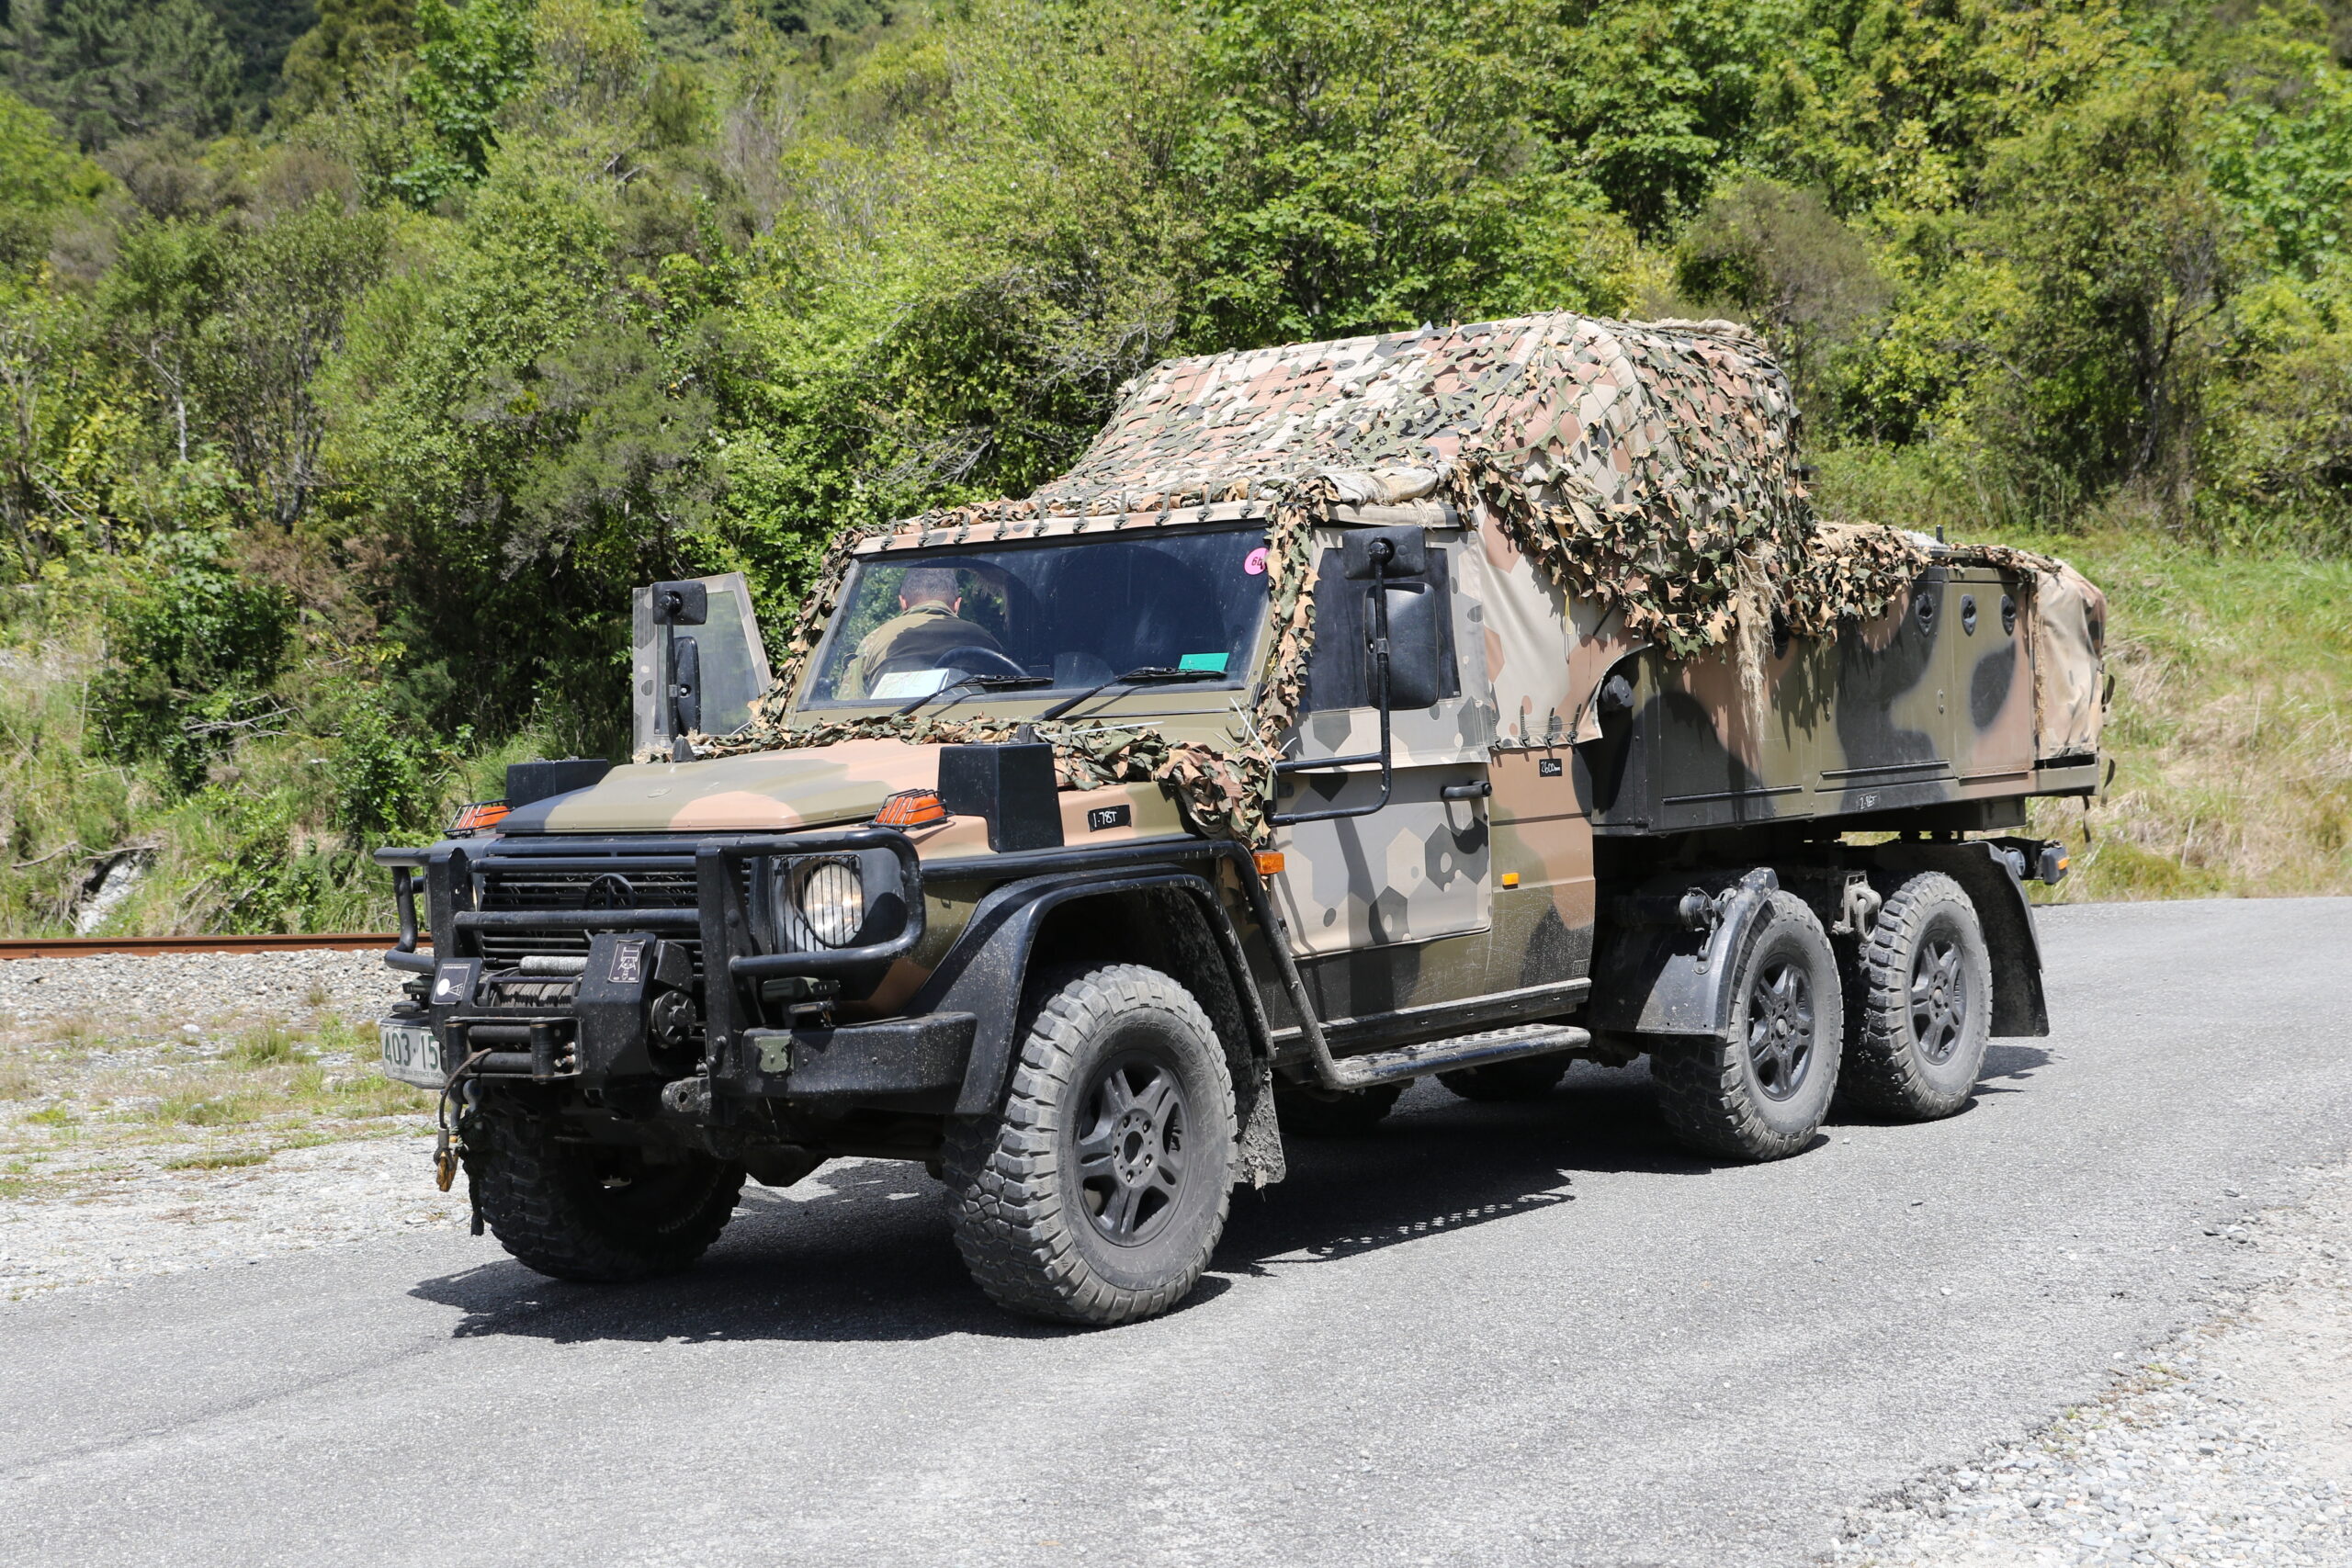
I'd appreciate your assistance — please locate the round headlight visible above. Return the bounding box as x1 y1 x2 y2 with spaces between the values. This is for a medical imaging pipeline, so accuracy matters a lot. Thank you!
796 859 865 948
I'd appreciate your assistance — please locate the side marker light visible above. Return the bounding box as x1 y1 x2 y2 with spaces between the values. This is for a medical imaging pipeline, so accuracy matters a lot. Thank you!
1254 852 1285 876
876 789 949 829
1499 873 1521 887
449 800 509 834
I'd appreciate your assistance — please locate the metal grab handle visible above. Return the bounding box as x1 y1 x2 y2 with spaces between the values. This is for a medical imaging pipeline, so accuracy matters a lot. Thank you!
1440 780 1491 801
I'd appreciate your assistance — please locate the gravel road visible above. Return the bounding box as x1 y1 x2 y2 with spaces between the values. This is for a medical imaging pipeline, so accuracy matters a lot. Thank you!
0 897 2347 1568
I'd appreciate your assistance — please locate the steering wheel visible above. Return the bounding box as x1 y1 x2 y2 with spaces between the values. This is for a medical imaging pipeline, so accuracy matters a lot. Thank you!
871 646 1028 682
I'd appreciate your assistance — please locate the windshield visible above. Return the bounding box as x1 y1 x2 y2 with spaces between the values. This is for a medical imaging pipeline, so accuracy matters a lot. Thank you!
802 527 1271 706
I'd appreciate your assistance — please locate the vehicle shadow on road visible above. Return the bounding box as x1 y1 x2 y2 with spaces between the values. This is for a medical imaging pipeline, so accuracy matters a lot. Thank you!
404 1063 1711 1346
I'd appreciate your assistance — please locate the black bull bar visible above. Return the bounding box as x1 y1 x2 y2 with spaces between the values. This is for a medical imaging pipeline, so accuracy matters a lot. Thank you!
373 829 927 1069
375 829 1354 1100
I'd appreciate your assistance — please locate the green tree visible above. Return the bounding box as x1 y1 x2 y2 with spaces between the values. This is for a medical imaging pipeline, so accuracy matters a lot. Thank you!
196 196 390 528
1540 0 1798 238
1179 0 1626 346
1972 70 2235 513
390 0 535 206
277 0 415 111
5 0 242 149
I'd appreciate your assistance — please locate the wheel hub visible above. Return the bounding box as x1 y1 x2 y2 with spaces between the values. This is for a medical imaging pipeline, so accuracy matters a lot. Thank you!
1746 957 1815 1101
1074 1052 1192 1246
1909 933 1968 1065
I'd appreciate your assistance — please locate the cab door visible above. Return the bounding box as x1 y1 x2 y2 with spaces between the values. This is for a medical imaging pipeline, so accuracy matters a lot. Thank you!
1268 531 1493 960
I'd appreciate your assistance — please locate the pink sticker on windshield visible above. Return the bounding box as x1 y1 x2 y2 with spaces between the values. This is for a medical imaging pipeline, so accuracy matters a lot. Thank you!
1243 547 1269 576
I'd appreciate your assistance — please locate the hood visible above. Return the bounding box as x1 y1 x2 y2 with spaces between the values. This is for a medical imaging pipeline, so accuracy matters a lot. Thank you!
503 739 941 835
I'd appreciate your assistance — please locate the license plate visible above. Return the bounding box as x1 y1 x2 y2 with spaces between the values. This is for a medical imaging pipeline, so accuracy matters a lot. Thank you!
379 1021 445 1089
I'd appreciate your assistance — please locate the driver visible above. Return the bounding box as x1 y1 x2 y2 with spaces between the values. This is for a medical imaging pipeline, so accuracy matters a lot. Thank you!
838 566 1008 699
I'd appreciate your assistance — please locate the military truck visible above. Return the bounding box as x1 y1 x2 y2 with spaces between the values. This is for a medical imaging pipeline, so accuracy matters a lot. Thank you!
376 312 2107 1325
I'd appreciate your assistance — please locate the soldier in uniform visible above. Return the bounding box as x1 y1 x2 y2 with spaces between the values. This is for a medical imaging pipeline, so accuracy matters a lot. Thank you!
838 566 1008 698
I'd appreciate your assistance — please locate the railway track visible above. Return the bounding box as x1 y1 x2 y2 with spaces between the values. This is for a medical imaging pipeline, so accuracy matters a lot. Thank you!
0 933 403 961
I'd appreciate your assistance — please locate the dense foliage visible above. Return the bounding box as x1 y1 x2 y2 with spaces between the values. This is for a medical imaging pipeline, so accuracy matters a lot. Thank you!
2 0 2350 931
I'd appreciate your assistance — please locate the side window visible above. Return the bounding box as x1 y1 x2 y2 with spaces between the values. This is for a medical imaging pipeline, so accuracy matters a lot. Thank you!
1301 543 1460 712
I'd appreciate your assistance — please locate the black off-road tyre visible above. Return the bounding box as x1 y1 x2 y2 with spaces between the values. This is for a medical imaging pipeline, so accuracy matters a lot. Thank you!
1438 1055 1571 1103
1838 871 1994 1120
944 964 1236 1326
1650 890 1843 1162
1274 1081 1405 1136
465 1109 744 1282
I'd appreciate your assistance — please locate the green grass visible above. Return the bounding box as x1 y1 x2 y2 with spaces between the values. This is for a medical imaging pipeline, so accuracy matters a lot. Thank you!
228 1022 310 1067
163 1149 272 1170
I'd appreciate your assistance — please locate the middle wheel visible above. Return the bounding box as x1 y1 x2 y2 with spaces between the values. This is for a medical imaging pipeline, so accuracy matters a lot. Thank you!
1649 889 1844 1161
945 964 1236 1325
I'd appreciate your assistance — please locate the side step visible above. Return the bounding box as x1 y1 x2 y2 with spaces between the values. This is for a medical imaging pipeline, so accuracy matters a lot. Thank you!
1323 1023 1592 1090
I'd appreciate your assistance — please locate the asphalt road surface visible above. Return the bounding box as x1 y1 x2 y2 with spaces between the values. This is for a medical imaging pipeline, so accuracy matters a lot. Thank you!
4 897 2348 1568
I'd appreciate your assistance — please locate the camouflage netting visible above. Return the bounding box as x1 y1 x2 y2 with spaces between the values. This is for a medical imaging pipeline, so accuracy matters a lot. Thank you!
697 312 1955 842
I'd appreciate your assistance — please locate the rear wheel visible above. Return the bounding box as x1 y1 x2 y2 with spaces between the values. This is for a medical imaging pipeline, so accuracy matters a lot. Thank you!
945 964 1236 1325
1839 872 1993 1120
1438 1055 1570 1102
465 1109 743 1282
1650 890 1843 1161
1274 1081 1404 1136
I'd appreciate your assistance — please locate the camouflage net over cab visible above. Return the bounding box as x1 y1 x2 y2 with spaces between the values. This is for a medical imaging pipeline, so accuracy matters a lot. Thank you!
690 477 1329 846
698 312 1950 841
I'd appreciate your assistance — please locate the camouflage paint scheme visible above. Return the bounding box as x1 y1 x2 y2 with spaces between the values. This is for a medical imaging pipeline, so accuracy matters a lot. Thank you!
492 310 2104 1067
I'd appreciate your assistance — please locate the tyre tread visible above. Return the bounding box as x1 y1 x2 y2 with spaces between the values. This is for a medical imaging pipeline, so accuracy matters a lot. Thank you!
1649 889 1842 1162
945 964 1234 1325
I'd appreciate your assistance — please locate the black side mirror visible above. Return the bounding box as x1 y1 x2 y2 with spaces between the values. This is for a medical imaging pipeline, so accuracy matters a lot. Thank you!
650 581 707 626
1383 583 1443 710
671 636 702 735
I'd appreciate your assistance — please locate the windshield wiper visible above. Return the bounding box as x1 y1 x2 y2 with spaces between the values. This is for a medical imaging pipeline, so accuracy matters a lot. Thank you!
1038 666 1223 722
892 673 1049 719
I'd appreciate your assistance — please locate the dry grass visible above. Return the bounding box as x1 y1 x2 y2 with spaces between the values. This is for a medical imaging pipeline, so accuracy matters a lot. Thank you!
2015 535 2352 901
0 1013 432 1200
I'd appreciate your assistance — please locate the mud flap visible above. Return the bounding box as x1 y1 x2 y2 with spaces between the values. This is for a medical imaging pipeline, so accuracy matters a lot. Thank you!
1585 868 1781 1039
1235 1054 1287 1189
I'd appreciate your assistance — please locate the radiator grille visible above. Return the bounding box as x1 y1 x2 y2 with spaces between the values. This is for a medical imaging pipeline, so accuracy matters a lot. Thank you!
473 863 719 972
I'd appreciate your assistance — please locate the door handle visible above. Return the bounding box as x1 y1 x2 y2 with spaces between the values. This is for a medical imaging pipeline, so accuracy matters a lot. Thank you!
1440 780 1491 801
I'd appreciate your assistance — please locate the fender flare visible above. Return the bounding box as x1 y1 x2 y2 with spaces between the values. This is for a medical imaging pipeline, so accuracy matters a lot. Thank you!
907 867 1269 1115
1585 868 1782 1039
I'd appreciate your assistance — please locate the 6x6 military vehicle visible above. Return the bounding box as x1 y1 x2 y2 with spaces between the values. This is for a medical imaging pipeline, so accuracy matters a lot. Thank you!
378 312 2108 1325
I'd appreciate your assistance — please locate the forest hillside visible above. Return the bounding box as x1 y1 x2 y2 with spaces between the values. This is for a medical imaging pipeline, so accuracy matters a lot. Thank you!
0 0 2347 932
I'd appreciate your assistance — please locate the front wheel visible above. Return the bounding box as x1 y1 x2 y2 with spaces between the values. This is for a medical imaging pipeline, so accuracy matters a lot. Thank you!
945 964 1236 1325
465 1109 743 1282
1649 890 1843 1161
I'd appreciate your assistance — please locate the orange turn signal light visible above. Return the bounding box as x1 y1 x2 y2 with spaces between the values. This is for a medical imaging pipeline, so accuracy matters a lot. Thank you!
1254 851 1284 876
449 800 509 833
876 789 949 829
1499 872 1521 887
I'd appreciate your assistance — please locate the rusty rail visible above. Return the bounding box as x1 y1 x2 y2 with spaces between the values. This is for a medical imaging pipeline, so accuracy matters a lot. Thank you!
0 933 407 961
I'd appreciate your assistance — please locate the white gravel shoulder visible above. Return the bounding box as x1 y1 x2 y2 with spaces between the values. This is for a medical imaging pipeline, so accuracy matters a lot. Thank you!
0 950 401 1029
1 948 435 1303
1836 1164 2352 1567
0 1126 464 1300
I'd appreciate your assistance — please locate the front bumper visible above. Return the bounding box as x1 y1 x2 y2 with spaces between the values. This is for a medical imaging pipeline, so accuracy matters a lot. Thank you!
374 828 933 1105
